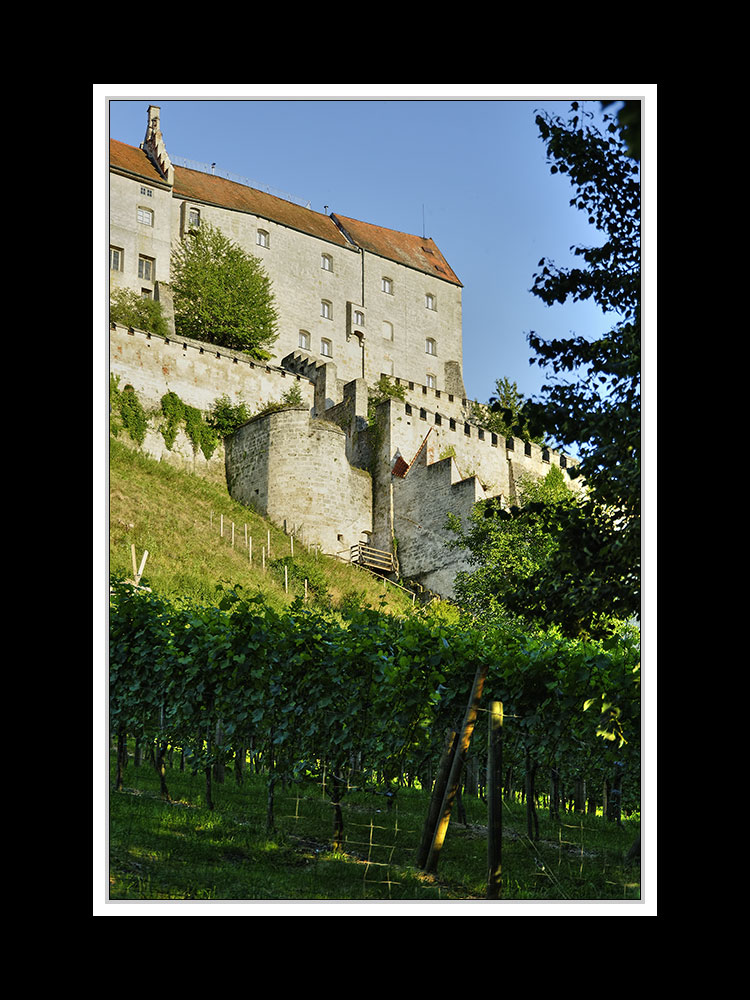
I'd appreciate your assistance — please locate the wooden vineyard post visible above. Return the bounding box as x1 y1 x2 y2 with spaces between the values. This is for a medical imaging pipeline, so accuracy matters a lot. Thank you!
423 661 489 874
415 728 457 870
487 700 503 899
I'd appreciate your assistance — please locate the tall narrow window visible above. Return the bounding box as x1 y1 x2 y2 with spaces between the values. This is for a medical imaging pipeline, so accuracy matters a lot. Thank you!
426 374 436 388
321 338 333 357
321 300 332 320
353 309 364 327
321 253 333 271
110 247 123 271
299 330 311 350
382 320 394 341
426 338 437 356
188 207 201 228
138 255 155 281
425 292 436 310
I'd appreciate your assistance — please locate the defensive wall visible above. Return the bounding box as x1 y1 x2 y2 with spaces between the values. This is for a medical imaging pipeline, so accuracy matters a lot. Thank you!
109 321 579 599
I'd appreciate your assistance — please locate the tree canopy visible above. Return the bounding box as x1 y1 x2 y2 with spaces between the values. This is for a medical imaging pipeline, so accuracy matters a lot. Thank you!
170 223 279 360
487 101 641 636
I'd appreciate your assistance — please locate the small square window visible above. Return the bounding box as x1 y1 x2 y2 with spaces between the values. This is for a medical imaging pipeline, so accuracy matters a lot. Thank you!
137 207 154 226
140 186 153 197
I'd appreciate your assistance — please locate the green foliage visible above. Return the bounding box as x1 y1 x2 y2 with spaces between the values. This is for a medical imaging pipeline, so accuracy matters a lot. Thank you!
159 391 218 459
110 286 170 338
254 382 305 418
471 377 544 445
488 101 641 634
367 375 406 424
206 394 252 438
110 375 148 446
449 465 579 629
170 223 279 359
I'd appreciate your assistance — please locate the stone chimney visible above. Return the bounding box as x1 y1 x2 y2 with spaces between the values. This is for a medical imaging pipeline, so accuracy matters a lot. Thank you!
140 105 174 185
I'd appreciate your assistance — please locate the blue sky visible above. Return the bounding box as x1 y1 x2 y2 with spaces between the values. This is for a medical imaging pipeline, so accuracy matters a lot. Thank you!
101 85 652 412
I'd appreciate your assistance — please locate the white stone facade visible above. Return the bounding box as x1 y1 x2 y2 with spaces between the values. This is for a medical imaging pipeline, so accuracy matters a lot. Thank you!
109 104 580 599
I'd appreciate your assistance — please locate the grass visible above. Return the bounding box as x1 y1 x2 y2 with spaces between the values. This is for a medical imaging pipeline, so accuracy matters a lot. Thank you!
107 750 640 906
108 436 424 617
104 437 642 910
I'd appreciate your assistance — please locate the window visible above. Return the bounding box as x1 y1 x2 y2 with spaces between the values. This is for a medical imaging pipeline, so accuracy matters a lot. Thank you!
321 300 332 320
137 207 154 226
425 338 437 356
321 338 333 357
141 288 153 299
321 254 333 271
257 230 270 247
353 310 364 327
299 330 311 350
426 374 436 388
138 256 155 282
140 186 153 197
382 320 394 341
381 277 393 294
110 247 123 271
425 293 436 310
188 207 201 228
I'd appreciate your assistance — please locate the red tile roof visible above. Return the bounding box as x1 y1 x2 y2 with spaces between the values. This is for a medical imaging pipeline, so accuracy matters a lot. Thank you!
173 164 353 248
110 138 461 279
332 215 462 286
109 139 170 185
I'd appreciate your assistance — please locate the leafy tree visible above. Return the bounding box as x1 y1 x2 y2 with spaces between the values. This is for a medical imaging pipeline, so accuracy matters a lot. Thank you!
449 465 578 627
470 376 544 443
110 286 169 338
170 222 279 359
490 101 641 635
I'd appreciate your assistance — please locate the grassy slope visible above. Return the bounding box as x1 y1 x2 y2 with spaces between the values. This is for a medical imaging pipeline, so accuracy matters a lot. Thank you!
109 436 419 616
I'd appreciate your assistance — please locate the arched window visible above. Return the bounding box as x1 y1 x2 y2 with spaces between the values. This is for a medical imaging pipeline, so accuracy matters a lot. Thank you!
425 338 437 356
299 330 311 350
382 320 394 341
321 300 332 320
321 338 333 357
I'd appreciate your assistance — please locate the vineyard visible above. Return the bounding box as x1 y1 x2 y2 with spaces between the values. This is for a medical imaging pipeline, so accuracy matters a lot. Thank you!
108 577 641 903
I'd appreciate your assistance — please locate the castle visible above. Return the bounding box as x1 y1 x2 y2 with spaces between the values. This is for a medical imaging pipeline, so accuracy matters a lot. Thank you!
110 105 580 598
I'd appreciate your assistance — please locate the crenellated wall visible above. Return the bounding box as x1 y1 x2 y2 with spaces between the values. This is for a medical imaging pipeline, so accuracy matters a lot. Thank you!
109 322 582 598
